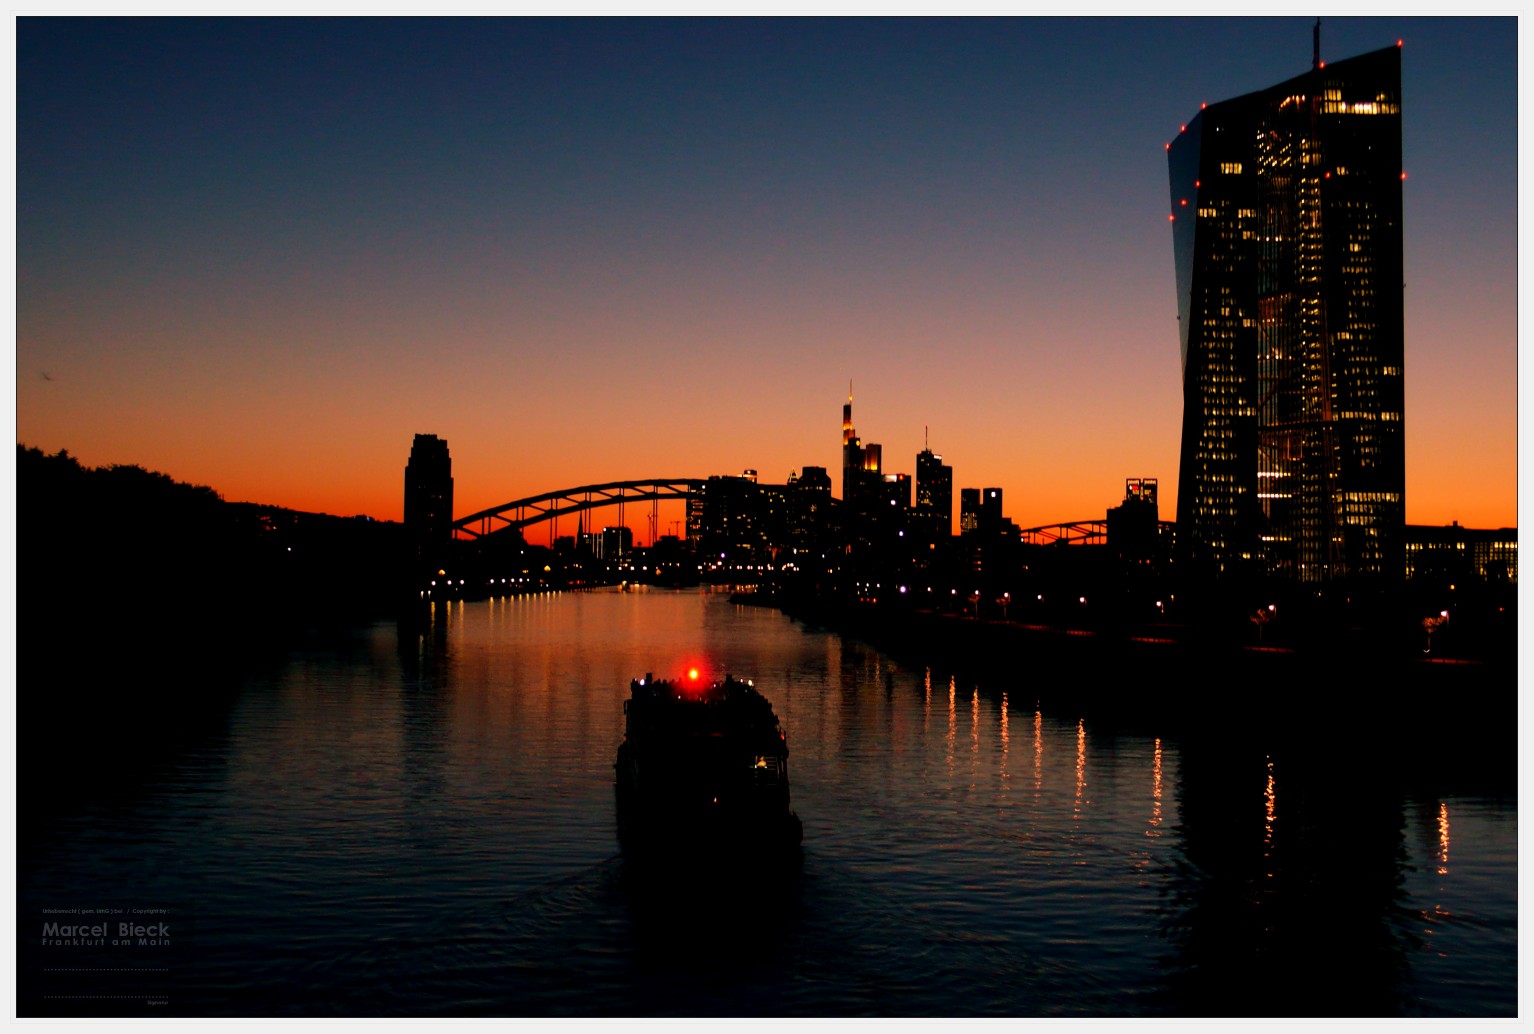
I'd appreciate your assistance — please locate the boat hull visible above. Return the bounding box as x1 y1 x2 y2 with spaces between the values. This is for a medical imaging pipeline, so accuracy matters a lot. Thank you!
614 676 802 860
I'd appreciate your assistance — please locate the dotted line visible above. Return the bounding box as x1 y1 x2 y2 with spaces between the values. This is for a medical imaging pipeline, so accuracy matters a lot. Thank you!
43 968 171 972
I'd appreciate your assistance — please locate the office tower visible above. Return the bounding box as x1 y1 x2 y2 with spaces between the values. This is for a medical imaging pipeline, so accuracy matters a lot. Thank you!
787 465 833 557
404 433 454 577
980 488 1003 534
841 385 866 502
697 473 764 565
841 386 882 501
1108 478 1162 568
1125 477 1158 508
600 526 633 561
796 466 833 494
915 447 953 537
875 472 911 511
863 443 882 475
686 491 705 542
959 488 981 535
1168 41 1403 582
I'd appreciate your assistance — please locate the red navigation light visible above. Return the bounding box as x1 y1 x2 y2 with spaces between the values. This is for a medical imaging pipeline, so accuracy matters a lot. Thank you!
1397 39 1403 47
1180 198 1187 206
1168 213 1175 222
1180 124 1187 132
1194 180 1200 188
1401 171 1407 180
1165 142 1171 151
1324 171 1331 178
1201 102 1207 110
1318 61 1326 69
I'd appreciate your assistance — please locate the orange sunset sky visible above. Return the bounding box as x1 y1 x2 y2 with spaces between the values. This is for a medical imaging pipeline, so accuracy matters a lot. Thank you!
17 18 1518 541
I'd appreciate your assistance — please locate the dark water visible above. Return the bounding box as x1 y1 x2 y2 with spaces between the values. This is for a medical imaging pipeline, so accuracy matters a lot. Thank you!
18 589 1517 1016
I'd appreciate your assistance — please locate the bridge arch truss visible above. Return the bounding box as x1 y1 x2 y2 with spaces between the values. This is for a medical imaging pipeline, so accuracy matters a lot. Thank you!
1019 519 1176 547
452 478 704 543
1019 520 1109 547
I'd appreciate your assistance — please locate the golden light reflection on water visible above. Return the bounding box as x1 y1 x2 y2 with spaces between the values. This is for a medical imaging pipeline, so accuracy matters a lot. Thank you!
1074 718 1087 813
971 686 980 756
1146 737 1163 837
999 692 1009 787
1263 757 1276 873
923 667 932 733
1438 801 1451 875
1033 709 1043 795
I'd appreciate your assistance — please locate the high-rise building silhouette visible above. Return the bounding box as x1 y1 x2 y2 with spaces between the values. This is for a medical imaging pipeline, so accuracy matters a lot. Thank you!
404 433 454 579
959 488 981 535
915 444 953 538
842 386 863 501
1107 478 1162 569
980 488 1004 534
1168 40 1403 582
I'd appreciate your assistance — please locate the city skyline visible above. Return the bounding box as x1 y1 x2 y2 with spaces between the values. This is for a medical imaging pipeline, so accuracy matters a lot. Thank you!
16 18 1517 539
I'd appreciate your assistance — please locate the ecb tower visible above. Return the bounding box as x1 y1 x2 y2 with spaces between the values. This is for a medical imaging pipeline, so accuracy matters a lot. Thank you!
1168 40 1404 584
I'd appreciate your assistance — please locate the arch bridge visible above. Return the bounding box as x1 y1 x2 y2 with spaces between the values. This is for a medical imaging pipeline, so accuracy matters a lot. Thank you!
1019 520 1175 546
452 478 704 542
1019 520 1108 546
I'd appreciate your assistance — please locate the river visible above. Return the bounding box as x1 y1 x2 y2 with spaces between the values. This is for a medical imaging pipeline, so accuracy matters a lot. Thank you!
17 588 1517 1016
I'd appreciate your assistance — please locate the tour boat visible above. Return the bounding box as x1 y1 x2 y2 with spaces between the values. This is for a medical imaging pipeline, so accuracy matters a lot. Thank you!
615 671 802 854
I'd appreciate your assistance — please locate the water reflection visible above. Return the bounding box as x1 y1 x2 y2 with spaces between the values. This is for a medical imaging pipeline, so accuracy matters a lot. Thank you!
1437 802 1450 876
1263 757 1276 864
1033 709 1043 796
999 693 1009 788
1162 732 1420 1016
1073 718 1087 815
946 675 957 774
17 590 1516 1017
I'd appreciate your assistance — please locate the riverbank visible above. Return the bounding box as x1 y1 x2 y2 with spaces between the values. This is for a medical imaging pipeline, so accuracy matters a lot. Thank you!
766 595 1517 791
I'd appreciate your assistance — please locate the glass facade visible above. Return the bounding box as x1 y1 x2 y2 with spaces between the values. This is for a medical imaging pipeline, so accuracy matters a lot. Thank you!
1169 45 1404 582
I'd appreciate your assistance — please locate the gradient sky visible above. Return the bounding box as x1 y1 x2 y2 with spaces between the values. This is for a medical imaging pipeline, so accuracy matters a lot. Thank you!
16 17 1518 541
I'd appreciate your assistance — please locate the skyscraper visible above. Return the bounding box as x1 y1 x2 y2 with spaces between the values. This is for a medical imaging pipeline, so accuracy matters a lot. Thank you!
404 433 454 579
980 488 1004 534
842 385 863 501
959 488 981 535
1168 40 1403 582
915 445 953 538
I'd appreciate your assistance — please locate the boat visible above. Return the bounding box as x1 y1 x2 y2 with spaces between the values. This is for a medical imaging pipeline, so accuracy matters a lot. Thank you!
615 671 803 854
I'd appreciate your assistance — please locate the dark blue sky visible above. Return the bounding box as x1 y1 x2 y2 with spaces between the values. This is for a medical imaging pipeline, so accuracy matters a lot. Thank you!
16 17 1518 528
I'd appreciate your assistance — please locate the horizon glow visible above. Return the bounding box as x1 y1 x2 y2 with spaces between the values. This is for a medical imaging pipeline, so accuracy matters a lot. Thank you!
16 17 1518 540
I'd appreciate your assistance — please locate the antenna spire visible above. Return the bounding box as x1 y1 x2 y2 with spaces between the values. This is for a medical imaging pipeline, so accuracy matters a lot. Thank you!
1312 18 1321 70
